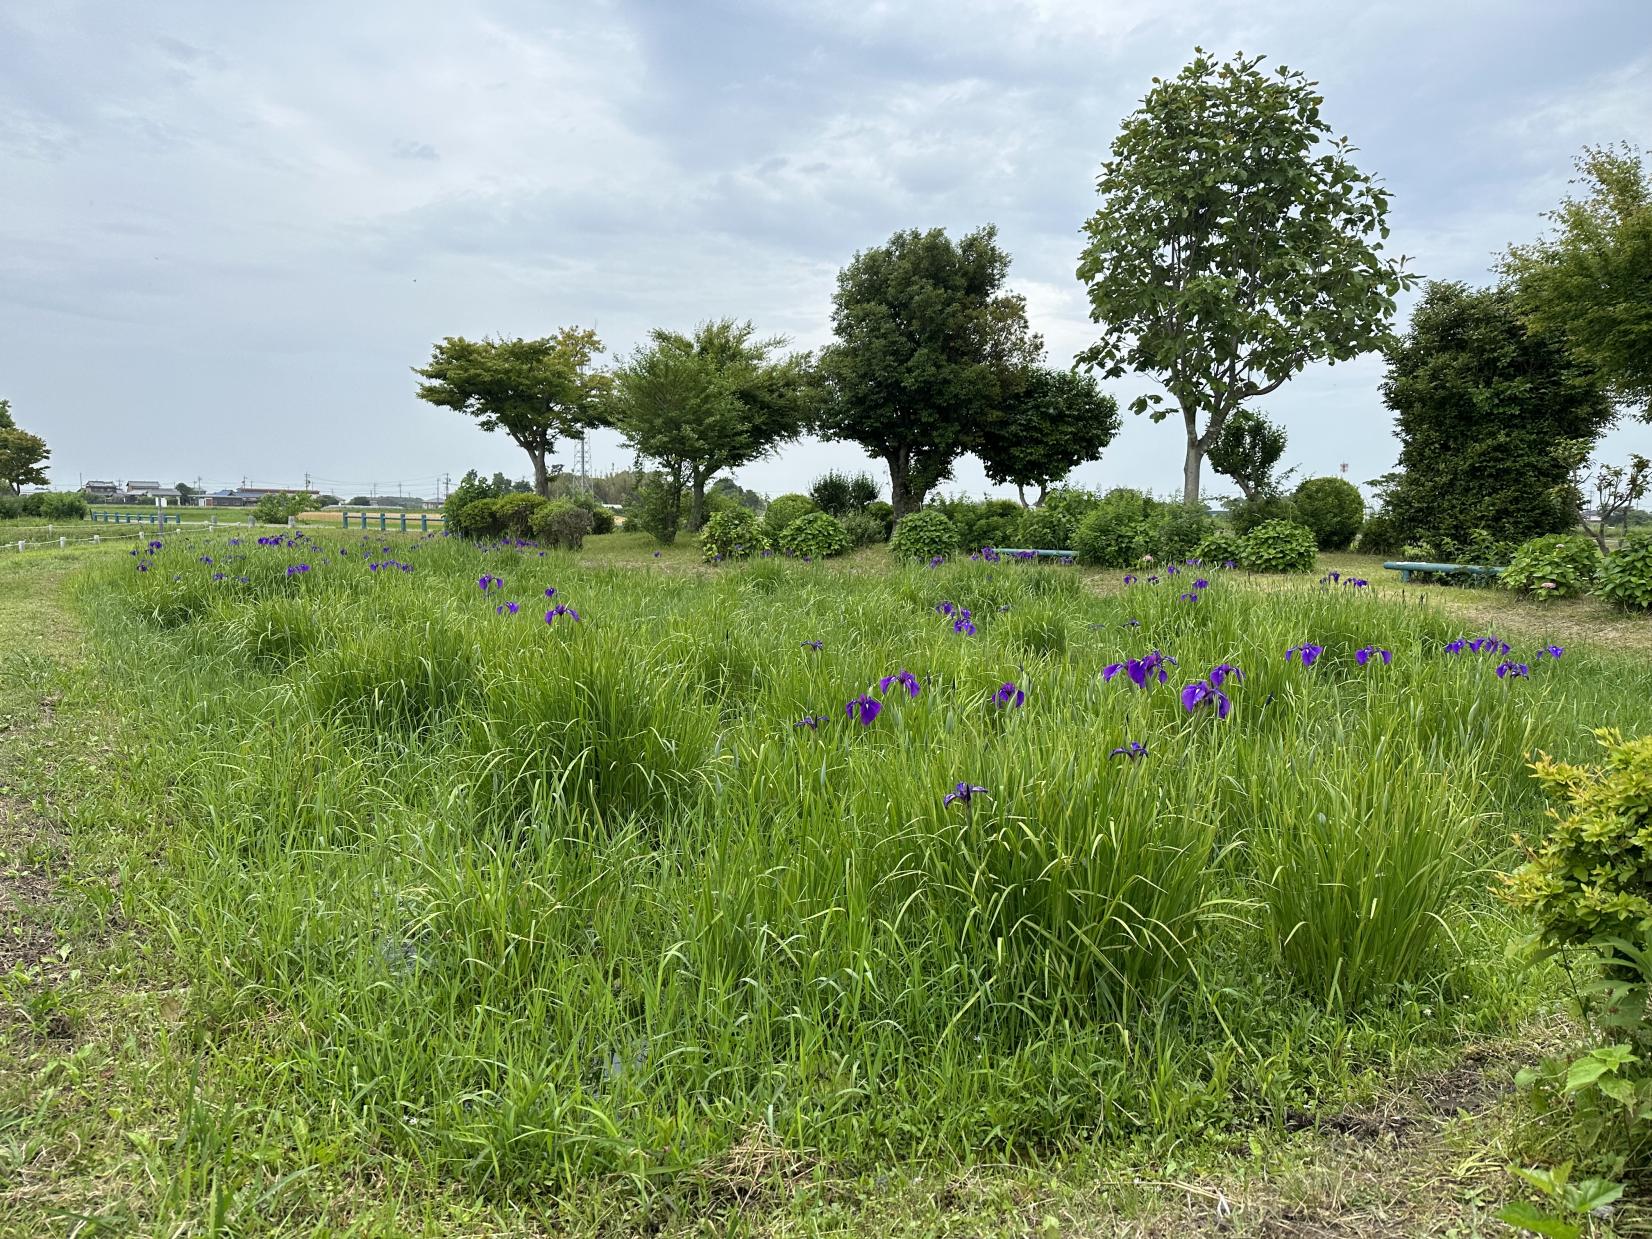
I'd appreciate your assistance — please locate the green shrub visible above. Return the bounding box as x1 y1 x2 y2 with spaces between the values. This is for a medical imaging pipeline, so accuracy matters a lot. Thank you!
1193 529 1243 565
252 491 313 524
840 511 887 548
39 491 88 520
528 499 593 550
1147 505 1213 562
1355 512 1404 556
1071 509 1147 568
699 508 767 562
1292 477 1365 550
493 492 549 539
1228 494 1298 535
864 500 895 540
1239 519 1318 573
1041 485 1100 526
1598 537 1652 610
452 497 504 538
1016 508 1074 550
889 510 958 562
1501 534 1601 600
941 498 1024 552
808 471 879 517
442 469 504 531
628 472 685 545
778 512 850 559
763 494 818 543
567 493 616 534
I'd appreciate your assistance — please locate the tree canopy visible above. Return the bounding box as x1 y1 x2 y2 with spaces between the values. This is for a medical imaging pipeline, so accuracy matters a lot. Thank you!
414 329 608 497
1077 49 1413 505
605 319 809 531
974 367 1120 505
1206 409 1288 501
1381 281 1615 555
1501 144 1652 418
817 225 1042 516
0 398 50 495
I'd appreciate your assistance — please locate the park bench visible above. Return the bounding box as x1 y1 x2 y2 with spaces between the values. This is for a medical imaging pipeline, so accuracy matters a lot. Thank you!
1381 560 1504 584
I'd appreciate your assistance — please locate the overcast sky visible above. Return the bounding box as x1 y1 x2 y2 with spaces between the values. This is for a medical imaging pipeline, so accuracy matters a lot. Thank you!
3 1 1650 503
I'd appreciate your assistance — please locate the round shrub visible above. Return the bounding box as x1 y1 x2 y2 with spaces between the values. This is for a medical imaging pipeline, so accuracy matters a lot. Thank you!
1598 537 1652 610
1041 486 1100 526
778 512 850 559
1228 494 1298 535
1292 477 1365 550
1501 533 1601 600
1148 505 1213 562
1071 508 1148 568
1016 508 1074 550
763 494 818 543
1193 529 1243 565
699 508 767 562
1355 512 1403 556
889 510 958 562
1238 519 1318 573
452 497 504 538
569 494 616 534
528 499 593 550
39 491 88 520
943 498 1024 552
840 511 887 548
493 492 550 539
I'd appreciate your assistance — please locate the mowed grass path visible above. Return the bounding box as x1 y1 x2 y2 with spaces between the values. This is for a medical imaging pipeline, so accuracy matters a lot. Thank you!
2 531 1651 1235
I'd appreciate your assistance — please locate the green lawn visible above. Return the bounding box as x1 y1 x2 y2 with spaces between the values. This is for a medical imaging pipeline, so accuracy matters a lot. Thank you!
2 532 1648 1236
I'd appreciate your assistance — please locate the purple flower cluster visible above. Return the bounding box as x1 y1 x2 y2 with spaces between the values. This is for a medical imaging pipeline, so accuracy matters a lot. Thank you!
1102 651 1176 688
1181 663 1243 719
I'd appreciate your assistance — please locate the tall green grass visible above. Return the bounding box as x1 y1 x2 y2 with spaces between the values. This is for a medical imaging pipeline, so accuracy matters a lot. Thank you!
73 530 1652 1195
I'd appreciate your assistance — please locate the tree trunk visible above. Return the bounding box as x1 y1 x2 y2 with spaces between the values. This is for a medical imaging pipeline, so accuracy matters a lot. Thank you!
1016 484 1029 508
1182 434 1203 509
688 470 710 532
1036 483 1048 507
530 450 550 498
889 455 923 518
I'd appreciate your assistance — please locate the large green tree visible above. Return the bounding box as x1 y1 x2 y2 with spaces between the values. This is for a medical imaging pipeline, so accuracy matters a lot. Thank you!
1076 49 1414 506
817 225 1042 516
1501 144 1652 417
1206 409 1288 501
0 398 50 495
414 329 608 497
605 319 809 531
974 367 1120 506
1382 282 1615 554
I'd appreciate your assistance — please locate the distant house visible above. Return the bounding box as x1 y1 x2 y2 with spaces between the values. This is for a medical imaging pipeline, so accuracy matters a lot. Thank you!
201 486 317 508
82 480 118 500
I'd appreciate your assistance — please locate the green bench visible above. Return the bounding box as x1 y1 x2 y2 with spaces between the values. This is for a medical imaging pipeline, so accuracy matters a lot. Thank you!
1382 560 1504 584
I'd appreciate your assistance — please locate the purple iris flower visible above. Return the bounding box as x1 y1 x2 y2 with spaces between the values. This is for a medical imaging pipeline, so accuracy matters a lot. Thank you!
1146 575 1160 585
495 601 520 615
953 616 976 636
878 669 921 699
544 587 557 598
793 716 823 730
199 555 213 564
478 574 500 592
1102 650 1176 688
148 540 163 550
1344 578 1369 588
1193 578 1209 590
1496 661 1530 679
1222 559 1238 569
1445 639 1466 654
1354 646 1391 667
1207 663 1244 688
1285 643 1324 667
1537 644 1564 659
981 547 1000 563
928 556 945 568
936 601 956 617
1180 679 1233 719
802 640 824 650
544 604 581 623
1123 574 1137 585
994 681 1025 708
1322 571 1341 584
943 782 988 807
286 564 311 576
846 694 883 725
1108 741 1148 761
653 551 661 557
1179 592 1200 603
